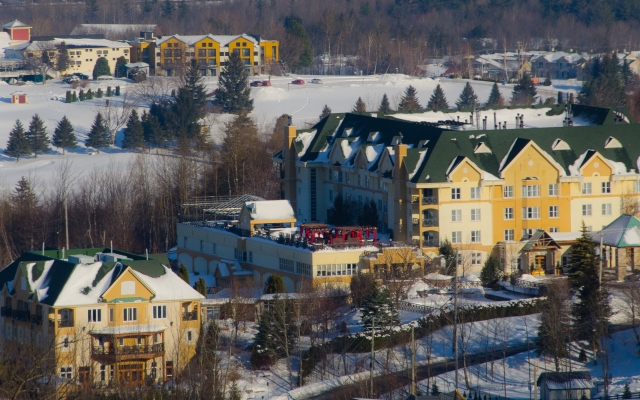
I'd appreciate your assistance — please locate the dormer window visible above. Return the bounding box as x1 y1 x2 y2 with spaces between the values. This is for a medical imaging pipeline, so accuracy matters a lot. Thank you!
474 142 491 154
604 136 622 149
551 139 571 150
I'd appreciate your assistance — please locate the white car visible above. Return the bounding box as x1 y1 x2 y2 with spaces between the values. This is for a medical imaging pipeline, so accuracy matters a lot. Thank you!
311 78 324 84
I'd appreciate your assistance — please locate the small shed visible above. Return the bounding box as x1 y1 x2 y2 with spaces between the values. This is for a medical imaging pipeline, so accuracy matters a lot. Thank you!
10 91 28 104
537 371 593 400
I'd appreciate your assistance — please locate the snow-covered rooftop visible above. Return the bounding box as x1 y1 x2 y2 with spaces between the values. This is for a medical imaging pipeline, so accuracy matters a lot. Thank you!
246 199 295 221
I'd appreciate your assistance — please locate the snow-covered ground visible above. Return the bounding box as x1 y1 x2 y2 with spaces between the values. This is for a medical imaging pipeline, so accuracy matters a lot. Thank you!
422 329 640 400
0 75 581 190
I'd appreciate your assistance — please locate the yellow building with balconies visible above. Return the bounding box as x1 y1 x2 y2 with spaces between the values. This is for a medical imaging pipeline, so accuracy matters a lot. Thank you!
153 33 279 77
0 248 203 390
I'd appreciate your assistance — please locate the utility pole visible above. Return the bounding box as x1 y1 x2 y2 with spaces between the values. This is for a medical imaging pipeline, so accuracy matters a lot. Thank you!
370 318 375 399
64 187 69 251
411 325 416 395
453 250 459 391
534 364 538 400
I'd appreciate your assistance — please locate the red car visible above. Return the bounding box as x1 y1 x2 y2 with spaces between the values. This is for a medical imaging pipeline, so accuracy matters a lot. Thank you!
250 81 263 87
291 79 305 85
262 80 272 86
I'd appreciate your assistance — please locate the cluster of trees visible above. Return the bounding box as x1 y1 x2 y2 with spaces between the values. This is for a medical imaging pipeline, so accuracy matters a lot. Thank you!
66 86 121 103
7 0 640 78
327 194 379 227
536 226 612 373
580 52 634 106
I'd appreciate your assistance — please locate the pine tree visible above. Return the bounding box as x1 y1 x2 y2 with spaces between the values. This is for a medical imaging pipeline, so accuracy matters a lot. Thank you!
161 0 175 17
319 104 332 120
431 382 440 395
228 381 242 400
264 274 286 294
106 86 112 97
352 97 367 113
56 41 70 73
72 91 77 102
183 58 209 117
143 111 167 149
427 84 449 111
79 89 85 101
487 82 505 107
480 254 502 284
570 224 612 355
455 82 479 110
358 200 379 227
65 91 72 103
5 120 31 161
622 383 632 399
622 60 635 89
122 110 145 151
557 91 564 105
194 278 207 297
439 238 456 275
86 89 93 100
360 280 399 332
216 51 253 113
26 114 50 157
511 73 537 106
177 264 190 284
92 57 111 80
85 113 111 153
52 116 77 155
96 88 103 98
379 93 391 114
399 85 423 111
115 56 128 78
251 309 278 368
115 86 121 96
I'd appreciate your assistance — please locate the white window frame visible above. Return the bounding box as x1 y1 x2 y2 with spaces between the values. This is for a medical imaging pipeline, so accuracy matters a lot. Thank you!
601 182 611 194
582 182 592 195
471 252 482 265
504 229 514 241
549 227 559 233
123 307 138 322
582 204 592 216
522 185 540 198
548 183 558 196
451 210 462 222
503 186 513 198
87 309 102 323
602 203 612 216
153 305 167 319
451 231 462 244
470 209 481 221
522 207 540 220
504 207 514 220
470 187 480 199
549 205 558 218
471 230 481 243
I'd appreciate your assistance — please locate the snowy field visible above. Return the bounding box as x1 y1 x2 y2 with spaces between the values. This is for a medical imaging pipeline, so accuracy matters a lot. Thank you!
0 74 581 190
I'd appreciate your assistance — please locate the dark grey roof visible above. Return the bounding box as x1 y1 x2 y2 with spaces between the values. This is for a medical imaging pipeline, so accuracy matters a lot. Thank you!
537 371 592 385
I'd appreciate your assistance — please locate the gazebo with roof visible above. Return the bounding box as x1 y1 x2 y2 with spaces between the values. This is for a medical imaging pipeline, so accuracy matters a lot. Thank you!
590 214 640 280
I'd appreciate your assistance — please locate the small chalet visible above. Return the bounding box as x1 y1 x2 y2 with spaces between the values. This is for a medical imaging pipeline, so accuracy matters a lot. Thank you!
10 91 28 104
590 214 640 280
2 20 31 42
537 371 593 400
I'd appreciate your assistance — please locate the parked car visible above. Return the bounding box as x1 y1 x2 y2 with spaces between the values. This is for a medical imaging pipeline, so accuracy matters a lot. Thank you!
62 75 80 84
291 79 305 85
73 73 90 80
250 80 263 87
311 78 323 84
262 80 272 86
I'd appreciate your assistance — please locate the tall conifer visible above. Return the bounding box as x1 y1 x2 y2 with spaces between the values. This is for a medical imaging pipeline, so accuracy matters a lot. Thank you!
122 110 145 151
379 93 392 114
52 116 77 155
456 82 479 110
85 113 111 153
427 84 449 111
26 114 50 157
486 83 505 107
216 52 253 113
5 120 30 161
399 85 422 111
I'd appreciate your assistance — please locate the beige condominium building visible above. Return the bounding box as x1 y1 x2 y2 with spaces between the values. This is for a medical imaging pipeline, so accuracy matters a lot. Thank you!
0 248 203 389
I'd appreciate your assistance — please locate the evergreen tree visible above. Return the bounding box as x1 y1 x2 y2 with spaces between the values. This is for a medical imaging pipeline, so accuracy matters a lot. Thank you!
106 86 112 97
228 381 242 400
352 97 367 113
480 254 502 284
379 93 392 114
26 114 50 157
115 56 128 78
511 73 537 106
319 104 332 120
72 91 77 102
431 382 440 395
622 383 632 399
115 86 121 96
557 91 564 105
284 16 313 71
622 60 635 89
161 0 175 17
251 309 278 368
216 52 253 113
79 89 85 101
5 120 31 161
85 113 111 153
65 91 72 103
194 278 207 297
580 54 625 106
122 110 145 151
143 110 167 149
86 89 93 100
439 238 456 275
399 85 423 111
11 176 39 251
570 224 612 355
55 41 70 73
358 200 379 227
543 77 552 86
327 193 360 225
92 57 111 79
96 88 103 98
264 274 286 294
360 280 400 332
52 116 77 155
535 281 570 371
183 58 210 116
455 82 479 110
177 263 190 284
427 84 449 111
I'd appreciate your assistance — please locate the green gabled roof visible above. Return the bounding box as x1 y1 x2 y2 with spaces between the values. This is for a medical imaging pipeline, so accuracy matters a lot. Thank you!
412 123 640 183
120 260 167 278
591 214 640 247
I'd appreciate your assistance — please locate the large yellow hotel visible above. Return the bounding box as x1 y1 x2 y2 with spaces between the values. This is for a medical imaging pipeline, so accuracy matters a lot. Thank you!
276 105 640 274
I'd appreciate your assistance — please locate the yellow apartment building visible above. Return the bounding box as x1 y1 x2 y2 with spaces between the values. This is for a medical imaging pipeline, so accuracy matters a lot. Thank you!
152 33 279 77
0 248 203 389
275 105 640 274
